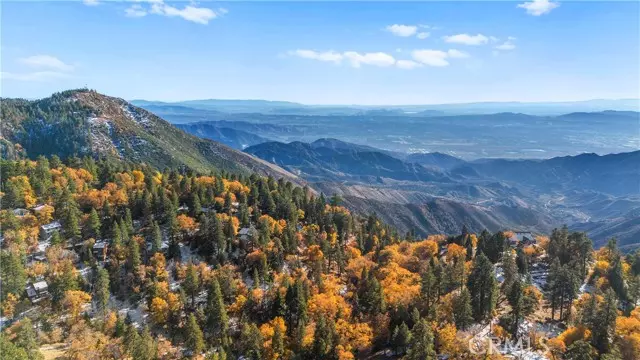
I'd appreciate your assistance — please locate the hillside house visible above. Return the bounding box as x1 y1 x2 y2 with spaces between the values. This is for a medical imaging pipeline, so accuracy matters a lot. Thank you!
507 231 535 246
26 281 49 303
12 208 29 217
92 240 109 261
41 221 62 236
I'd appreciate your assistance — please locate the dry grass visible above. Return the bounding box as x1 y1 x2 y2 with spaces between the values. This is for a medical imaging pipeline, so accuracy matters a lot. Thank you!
40 343 67 360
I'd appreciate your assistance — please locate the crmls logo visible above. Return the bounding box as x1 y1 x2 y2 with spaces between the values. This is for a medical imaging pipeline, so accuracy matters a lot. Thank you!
468 335 549 355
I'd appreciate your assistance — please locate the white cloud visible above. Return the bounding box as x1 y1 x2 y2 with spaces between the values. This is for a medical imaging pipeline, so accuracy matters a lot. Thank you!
416 32 430 39
410 48 470 67
495 40 516 50
411 50 450 67
125 4 147 18
1 71 70 82
447 49 469 58
517 0 559 16
396 60 422 70
150 2 219 24
343 52 396 68
83 0 100 6
385 24 418 37
443 33 489 46
290 47 467 70
19 55 74 72
121 1 224 24
289 50 396 68
289 50 343 64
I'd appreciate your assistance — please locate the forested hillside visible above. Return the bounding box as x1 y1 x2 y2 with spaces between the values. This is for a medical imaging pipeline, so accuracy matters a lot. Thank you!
0 89 301 183
1 155 640 360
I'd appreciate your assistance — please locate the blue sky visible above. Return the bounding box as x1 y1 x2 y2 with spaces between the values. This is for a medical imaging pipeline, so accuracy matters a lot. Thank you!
1 1 639 104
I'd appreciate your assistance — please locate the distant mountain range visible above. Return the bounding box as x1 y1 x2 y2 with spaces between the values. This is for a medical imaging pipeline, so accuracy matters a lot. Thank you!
135 102 639 160
245 139 450 183
132 98 640 116
243 137 640 249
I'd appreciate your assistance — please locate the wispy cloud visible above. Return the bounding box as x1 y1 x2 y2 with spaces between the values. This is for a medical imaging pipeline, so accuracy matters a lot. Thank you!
289 50 396 68
1 71 70 82
443 34 489 46
385 24 417 37
495 37 517 50
447 49 470 59
289 41 470 70
3 55 75 82
125 4 147 18
82 0 100 6
288 50 343 64
385 24 432 39
20 55 74 72
343 51 396 68
517 0 559 16
411 49 470 67
396 60 422 70
411 50 450 67
123 1 225 24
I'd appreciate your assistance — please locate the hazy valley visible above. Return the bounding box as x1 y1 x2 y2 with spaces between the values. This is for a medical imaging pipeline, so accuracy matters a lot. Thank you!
136 101 640 249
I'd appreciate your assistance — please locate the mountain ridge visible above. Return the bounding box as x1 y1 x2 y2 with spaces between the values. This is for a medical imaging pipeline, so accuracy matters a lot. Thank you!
1 89 303 184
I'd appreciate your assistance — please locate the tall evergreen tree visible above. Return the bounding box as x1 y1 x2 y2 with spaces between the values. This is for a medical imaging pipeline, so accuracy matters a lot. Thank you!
94 267 110 317
184 314 205 355
87 208 102 239
0 250 27 300
591 290 618 354
467 252 497 322
206 278 229 346
405 319 435 360
452 287 474 330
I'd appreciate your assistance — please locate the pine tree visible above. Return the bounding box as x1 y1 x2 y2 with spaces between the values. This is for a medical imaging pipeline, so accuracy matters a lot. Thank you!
134 327 157 360
507 278 524 336
10 318 42 360
391 322 411 355
502 249 518 293
0 250 27 300
239 323 263 360
184 263 200 309
127 239 141 273
206 278 229 345
608 259 627 301
150 221 162 254
405 319 435 360
50 230 62 246
94 267 110 317
565 340 595 360
33 155 52 198
358 268 386 315
65 205 81 244
591 290 618 354
467 252 497 322
185 314 205 355
312 315 337 359
125 208 134 234
452 287 474 330
88 208 102 239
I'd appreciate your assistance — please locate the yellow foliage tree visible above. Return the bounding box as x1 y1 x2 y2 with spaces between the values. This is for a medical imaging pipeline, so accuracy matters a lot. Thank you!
150 297 169 325
63 290 92 324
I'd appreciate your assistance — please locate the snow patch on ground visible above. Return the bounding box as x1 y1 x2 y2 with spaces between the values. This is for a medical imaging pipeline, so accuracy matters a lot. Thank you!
122 104 152 128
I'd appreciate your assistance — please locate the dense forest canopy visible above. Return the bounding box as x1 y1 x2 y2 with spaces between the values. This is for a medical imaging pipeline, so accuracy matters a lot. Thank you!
1 155 639 360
